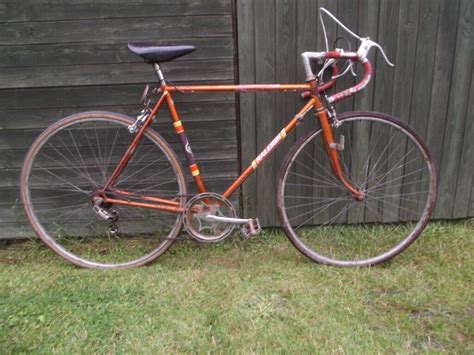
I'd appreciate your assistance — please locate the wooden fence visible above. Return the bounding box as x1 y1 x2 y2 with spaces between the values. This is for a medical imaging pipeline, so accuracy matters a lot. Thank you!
237 0 472 226
0 0 238 238
0 0 472 238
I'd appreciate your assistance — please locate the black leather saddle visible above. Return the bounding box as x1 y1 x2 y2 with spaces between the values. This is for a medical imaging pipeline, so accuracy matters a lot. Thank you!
127 42 196 63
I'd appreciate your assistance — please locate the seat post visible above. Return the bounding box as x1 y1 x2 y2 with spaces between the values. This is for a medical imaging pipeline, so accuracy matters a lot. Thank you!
153 63 165 85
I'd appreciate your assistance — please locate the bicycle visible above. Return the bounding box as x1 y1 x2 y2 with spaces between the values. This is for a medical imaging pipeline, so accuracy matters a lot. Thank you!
20 8 437 269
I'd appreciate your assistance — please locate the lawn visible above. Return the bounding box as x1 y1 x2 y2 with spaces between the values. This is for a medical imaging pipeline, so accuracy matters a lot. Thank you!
0 220 472 353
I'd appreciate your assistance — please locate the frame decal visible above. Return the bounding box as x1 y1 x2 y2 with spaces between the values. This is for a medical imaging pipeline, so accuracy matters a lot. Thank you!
190 164 200 177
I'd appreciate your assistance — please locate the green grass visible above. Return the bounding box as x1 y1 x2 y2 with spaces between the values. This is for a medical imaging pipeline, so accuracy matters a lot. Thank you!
0 220 472 353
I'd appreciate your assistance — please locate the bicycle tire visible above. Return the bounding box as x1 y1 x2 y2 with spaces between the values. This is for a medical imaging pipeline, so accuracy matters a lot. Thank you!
20 111 187 269
277 111 437 266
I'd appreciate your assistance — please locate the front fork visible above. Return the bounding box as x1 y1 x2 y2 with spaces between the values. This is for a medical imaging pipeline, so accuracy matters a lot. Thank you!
311 92 364 201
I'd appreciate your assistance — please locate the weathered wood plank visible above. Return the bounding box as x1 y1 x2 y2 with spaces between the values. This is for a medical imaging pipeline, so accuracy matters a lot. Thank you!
312 0 338 225
381 0 420 222
0 101 235 130
296 0 318 82
373 0 399 113
373 0 400 221
335 0 358 114
295 0 318 140
354 0 379 111
0 120 237 151
254 0 276 226
328 0 358 223
392 0 420 125
0 15 232 45
0 178 239 204
237 0 257 219
470 179 474 217
0 168 238 206
0 175 238 224
402 0 440 217
275 0 297 194
436 0 472 218
0 60 234 89
0 38 233 68
453 70 474 218
294 0 320 225
409 0 440 137
0 157 237 189
0 139 238 170
0 0 231 23
426 0 461 218
0 85 235 110
317 0 337 54
347 0 379 223
0 223 35 239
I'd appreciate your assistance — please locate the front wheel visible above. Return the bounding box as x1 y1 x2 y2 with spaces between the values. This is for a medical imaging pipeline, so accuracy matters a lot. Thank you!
20 111 187 269
277 111 437 266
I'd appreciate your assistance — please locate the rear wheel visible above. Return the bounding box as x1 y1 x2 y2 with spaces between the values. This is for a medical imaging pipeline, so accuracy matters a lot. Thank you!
20 111 187 269
277 111 437 266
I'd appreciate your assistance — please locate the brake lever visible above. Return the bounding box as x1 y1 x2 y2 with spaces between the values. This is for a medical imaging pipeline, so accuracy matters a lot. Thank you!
317 58 337 81
357 38 394 67
331 60 355 80
350 63 357 77
372 41 394 67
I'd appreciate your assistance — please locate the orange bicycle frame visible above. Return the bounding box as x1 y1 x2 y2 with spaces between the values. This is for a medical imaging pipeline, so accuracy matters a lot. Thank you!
100 60 366 212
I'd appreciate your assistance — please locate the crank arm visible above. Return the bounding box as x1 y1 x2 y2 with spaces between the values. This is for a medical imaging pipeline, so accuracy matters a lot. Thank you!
204 215 252 225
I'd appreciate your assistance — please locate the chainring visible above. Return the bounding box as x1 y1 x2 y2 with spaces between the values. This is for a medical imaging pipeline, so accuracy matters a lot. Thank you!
183 192 236 243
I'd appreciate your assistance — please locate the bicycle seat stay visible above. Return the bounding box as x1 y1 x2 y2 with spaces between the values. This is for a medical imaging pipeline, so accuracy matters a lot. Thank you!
127 42 196 63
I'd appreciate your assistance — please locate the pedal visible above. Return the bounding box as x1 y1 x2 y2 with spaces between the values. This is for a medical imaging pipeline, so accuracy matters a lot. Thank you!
329 134 345 150
240 218 261 238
